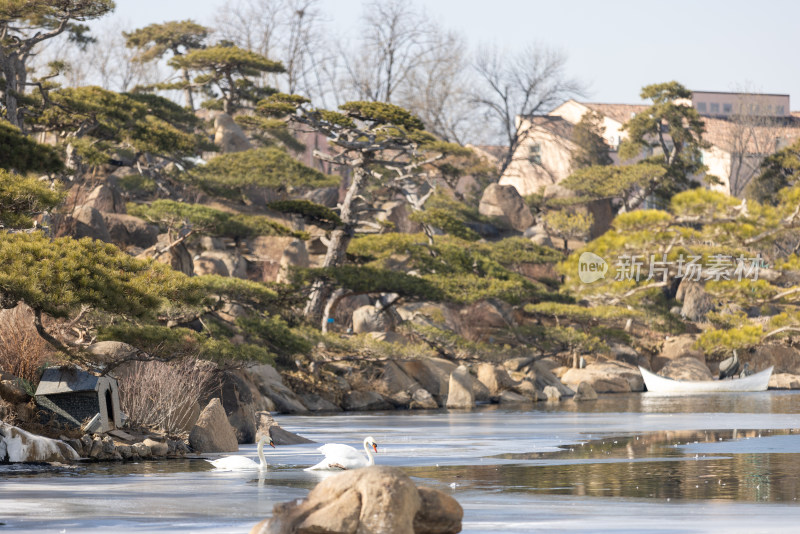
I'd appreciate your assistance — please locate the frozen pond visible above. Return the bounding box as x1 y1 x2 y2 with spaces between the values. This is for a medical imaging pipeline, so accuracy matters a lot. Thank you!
3 391 800 533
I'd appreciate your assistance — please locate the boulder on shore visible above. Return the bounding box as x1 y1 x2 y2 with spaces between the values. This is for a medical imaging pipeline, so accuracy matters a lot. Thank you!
245 364 309 414
561 361 643 393
657 357 713 381
445 365 475 409
476 362 518 397
652 334 704 372
189 398 239 453
769 373 800 389
251 465 462 534
343 390 394 412
573 381 598 401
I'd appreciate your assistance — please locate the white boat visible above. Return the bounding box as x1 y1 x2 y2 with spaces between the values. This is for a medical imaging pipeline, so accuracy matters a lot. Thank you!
639 366 773 394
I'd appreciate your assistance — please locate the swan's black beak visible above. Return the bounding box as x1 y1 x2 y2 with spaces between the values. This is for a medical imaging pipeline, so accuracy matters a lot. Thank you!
270 440 276 448
372 443 378 453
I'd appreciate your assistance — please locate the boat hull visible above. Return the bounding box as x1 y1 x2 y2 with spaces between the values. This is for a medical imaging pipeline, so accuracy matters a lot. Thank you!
639 366 773 394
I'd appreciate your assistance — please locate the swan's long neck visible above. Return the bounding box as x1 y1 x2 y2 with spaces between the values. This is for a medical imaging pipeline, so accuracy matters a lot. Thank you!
363 439 375 466
257 437 268 470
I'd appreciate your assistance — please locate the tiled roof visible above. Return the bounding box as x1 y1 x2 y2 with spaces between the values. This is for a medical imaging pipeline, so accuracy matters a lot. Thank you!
584 103 649 125
526 115 576 138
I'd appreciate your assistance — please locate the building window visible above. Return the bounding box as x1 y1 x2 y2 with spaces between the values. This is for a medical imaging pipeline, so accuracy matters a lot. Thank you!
776 105 786 115
723 103 732 113
696 102 707 113
710 103 720 114
528 144 542 165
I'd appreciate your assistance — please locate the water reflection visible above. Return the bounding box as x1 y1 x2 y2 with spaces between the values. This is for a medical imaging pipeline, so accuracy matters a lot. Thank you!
406 428 800 504
6 396 800 533
530 391 797 414
0 458 213 479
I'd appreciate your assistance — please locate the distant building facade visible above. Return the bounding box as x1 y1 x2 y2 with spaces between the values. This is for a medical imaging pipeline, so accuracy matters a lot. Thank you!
499 92 800 200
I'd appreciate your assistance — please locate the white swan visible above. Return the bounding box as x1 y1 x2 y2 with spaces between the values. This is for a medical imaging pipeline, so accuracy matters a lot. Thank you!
207 435 274 471
305 436 378 471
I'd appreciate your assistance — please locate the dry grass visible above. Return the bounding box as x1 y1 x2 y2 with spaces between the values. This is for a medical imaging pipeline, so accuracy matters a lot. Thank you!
0 304 57 388
117 358 215 435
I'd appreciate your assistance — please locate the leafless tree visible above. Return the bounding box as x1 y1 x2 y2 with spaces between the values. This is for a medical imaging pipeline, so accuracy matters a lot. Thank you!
397 28 473 143
714 92 790 197
472 43 583 175
341 0 434 104
31 20 163 93
214 0 284 60
213 0 331 102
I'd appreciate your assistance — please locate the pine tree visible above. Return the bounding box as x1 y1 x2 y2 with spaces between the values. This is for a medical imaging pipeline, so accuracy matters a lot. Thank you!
124 20 209 110
618 81 708 205
168 44 285 114
0 0 115 128
30 86 203 174
258 94 470 323
0 119 62 174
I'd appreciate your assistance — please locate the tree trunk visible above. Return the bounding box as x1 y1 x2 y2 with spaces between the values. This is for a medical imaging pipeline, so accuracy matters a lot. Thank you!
305 166 367 323
182 68 195 111
321 288 349 333
1 53 25 129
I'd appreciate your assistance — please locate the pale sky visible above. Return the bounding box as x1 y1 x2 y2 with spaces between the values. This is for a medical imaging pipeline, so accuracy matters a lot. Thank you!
98 0 799 106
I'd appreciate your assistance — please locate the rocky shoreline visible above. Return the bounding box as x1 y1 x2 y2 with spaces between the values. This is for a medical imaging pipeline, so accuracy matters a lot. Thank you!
3 333 800 465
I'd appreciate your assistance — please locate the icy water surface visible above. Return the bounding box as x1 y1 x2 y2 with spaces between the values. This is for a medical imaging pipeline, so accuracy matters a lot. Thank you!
3 392 800 533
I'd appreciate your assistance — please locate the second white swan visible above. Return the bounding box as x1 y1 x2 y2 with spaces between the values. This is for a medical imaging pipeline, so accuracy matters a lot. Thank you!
207 435 275 471
305 436 378 471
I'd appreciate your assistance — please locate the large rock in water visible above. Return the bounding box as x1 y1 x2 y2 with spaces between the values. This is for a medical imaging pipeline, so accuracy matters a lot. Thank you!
573 381 598 401
252 465 462 534
255 411 315 445
446 365 475 409
189 398 239 453
0 422 80 463
213 370 263 444
478 183 534 232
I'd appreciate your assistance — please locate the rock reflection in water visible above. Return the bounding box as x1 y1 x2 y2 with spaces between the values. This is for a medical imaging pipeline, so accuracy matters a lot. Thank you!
407 428 800 504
